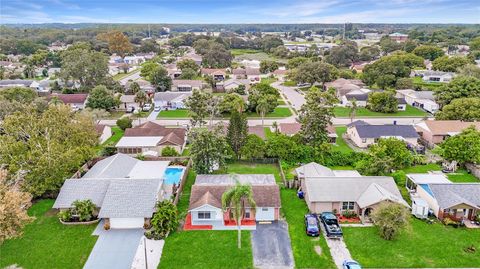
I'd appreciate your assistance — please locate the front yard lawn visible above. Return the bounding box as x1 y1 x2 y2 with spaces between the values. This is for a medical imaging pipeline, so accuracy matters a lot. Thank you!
215 161 283 183
282 80 297 87
260 77 278 85
157 109 190 119
245 107 292 118
159 231 253 269
0 200 98 269
281 189 335 269
343 218 480 268
334 105 428 117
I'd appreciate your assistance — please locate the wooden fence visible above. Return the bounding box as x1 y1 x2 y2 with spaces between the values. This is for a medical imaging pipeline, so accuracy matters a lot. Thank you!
173 158 192 205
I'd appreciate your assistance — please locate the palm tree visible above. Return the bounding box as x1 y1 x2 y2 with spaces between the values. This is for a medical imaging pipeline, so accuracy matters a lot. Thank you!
222 178 256 249
256 98 269 127
134 90 148 108
349 98 357 123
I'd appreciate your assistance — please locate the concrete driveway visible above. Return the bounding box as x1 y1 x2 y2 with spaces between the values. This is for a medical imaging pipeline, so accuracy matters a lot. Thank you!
251 221 294 269
84 229 144 269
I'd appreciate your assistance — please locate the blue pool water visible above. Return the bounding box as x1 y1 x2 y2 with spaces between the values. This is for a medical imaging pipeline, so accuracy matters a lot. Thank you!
164 167 184 184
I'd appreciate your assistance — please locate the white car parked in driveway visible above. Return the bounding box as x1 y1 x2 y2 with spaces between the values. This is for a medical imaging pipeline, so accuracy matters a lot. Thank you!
154 105 161 112
142 104 152 112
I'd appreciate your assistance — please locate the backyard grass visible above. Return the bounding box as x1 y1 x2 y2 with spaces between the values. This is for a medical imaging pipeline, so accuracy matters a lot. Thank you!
412 76 443 90
280 189 335 269
230 48 262 56
157 109 190 118
216 161 283 183
334 105 428 117
159 231 253 269
102 126 124 147
332 126 354 153
0 200 98 269
277 99 286 105
401 164 478 183
343 218 480 268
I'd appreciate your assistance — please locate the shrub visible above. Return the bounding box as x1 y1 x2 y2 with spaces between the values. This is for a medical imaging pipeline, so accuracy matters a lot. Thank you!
162 146 179 156
342 210 357 218
72 199 96 221
442 217 459 227
371 202 410 240
101 146 117 156
116 117 132 130
104 222 110 230
148 200 179 240
57 210 72 222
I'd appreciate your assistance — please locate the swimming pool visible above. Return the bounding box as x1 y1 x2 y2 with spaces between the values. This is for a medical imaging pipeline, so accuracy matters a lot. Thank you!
164 167 185 185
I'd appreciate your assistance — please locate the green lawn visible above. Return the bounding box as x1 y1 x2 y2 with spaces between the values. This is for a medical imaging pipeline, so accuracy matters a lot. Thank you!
260 77 278 85
245 107 292 118
157 109 190 119
159 231 253 269
344 218 480 268
230 48 262 56
216 162 283 183
277 99 286 105
0 200 98 269
112 69 139 81
447 169 479 183
332 126 353 153
103 126 124 147
334 105 428 117
401 164 478 183
282 80 297 87
105 110 126 119
412 76 443 90
281 189 335 268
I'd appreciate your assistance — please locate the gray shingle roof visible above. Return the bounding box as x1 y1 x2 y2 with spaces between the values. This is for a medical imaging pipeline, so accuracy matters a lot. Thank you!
346 93 368 101
98 178 161 218
83 154 139 179
428 183 480 209
346 120 369 128
53 179 110 208
304 176 404 203
195 174 276 185
355 124 419 139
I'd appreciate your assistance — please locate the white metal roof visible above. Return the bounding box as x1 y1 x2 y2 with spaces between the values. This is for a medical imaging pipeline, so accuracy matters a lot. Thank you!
116 136 162 147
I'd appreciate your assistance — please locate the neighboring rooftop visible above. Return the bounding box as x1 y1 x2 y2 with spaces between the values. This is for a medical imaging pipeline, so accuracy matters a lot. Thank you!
416 120 480 136
354 124 419 139
195 174 276 185
427 183 480 209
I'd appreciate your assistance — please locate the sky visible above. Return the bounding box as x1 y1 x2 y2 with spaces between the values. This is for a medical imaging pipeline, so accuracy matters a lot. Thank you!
1 0 479 24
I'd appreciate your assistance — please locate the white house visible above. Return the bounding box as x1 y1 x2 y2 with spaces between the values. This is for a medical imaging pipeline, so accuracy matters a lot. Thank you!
95 124 112 144
396 89 440 114
185 174 281 230
415 70 455 83
154 91 192 110
171 80 203 92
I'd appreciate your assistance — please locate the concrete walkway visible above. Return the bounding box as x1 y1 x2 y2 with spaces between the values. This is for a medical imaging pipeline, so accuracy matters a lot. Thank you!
131 236 165 269
323 236 352 269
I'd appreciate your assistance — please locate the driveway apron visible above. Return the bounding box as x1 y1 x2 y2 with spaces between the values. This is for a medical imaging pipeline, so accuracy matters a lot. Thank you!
83 229 144 269
251 221 294 269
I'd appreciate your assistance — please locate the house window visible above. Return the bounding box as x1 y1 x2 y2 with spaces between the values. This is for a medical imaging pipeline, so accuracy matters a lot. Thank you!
197 211 211 219
362 138 367 143
342 202 355 211
245 208 251 219
262 208 268 211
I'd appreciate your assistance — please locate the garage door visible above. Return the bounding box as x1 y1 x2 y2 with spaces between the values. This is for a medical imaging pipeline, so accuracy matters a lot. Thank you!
256 207 275 221
110 218 144 229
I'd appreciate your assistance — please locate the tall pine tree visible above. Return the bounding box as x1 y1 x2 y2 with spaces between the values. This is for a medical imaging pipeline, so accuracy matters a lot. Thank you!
227 111 248 159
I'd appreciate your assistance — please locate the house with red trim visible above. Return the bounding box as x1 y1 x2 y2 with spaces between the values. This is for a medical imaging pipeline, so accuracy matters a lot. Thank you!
185 174 281 230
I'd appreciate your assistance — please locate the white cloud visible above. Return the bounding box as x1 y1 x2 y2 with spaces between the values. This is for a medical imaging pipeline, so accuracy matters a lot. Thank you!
256 1 341 17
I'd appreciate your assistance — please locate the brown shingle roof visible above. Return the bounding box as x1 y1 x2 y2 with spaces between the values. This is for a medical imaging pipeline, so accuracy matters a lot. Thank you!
249 126 266 139
419 120 480 136
233 68 246 75
245 68 260 76
95 124 107 134
49 93 88 104
279 122 301 135
124 122 186 145
189 184 281 210
201 68 226 76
